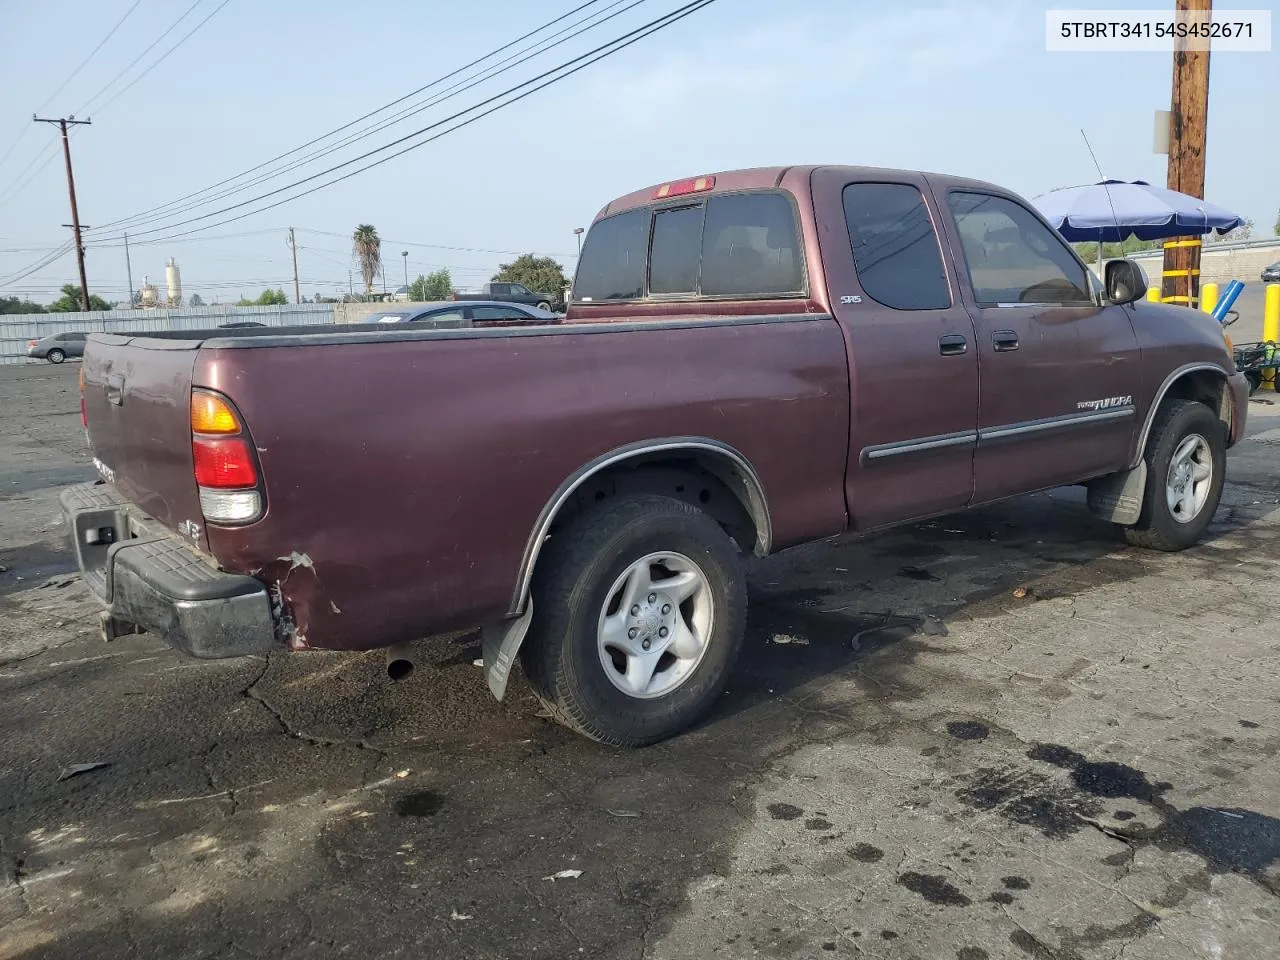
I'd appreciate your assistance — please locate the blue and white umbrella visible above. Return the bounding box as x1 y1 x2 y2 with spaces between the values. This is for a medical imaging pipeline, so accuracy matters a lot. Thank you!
1033 180 1243 243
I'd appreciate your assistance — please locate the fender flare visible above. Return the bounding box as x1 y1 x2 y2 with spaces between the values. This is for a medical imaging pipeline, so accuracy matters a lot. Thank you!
1129 362 1231 469
507 437 772 618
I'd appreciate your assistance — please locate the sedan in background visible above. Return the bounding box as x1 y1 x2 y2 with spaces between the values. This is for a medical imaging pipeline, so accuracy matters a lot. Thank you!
1263 262 1280 283
27 331 87 363
370 300 562 327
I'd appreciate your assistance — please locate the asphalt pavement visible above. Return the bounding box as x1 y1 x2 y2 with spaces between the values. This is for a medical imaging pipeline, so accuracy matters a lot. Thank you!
2 362 1280 960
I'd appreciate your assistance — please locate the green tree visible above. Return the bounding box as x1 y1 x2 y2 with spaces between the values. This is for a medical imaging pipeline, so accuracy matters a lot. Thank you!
492 254 568 300
408 268 453 301
1072 236 1160 264
352 224 382 295
1274 208 1279 237
236 288 288 306
188 293 205 307
48 284 112 312
0 296 45 314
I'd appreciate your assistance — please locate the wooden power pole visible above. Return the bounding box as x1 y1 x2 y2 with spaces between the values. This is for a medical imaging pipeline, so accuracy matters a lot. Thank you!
34 117 92 311
288 227 301 304
1161 0 1212 306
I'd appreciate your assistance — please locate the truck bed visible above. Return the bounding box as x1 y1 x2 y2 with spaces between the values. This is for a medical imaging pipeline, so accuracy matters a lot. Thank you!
81 312 851 652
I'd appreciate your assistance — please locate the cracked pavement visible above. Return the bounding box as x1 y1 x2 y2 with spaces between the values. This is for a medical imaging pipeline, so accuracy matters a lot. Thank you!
2 362 1279 959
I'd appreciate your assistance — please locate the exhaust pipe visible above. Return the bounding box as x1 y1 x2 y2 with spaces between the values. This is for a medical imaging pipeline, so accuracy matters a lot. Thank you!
385 643 416 681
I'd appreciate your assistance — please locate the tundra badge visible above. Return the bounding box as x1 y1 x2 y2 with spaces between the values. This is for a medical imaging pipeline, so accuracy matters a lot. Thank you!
1077 395 1133 411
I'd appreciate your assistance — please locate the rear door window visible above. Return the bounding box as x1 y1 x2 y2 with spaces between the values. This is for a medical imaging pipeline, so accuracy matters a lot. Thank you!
842 183 950 310
700 193 802 297
574 209 648 301
471 305 531 321
648 205 704 295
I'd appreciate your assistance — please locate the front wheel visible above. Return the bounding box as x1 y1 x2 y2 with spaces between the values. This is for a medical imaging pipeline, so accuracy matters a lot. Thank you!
46 349 65 364
521 494 746 746
1122 399 1225 551
536 301 552 312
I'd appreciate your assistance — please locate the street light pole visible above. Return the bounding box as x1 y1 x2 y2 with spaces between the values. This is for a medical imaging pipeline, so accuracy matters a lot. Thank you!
402 251 408 295
573 226 584 258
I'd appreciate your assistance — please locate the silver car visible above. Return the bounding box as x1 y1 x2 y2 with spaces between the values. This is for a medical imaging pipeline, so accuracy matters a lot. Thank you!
27 331 88 363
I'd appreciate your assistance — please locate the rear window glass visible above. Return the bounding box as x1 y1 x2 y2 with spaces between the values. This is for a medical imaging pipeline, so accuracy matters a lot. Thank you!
649 205 704 295
700 193 802 297
574 209 648 301
843 183 950 310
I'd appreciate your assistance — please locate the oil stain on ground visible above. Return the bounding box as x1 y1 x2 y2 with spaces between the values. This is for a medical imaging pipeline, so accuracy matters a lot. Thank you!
958 741 1280 884
896 871 971 906
394 790 445 817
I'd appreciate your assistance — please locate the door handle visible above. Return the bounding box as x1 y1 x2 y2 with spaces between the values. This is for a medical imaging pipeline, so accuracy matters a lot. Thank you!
992 330 1019 352
938 334 968 356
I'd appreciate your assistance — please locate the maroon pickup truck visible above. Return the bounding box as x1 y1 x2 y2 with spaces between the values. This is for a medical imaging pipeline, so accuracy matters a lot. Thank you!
64 165 1247 746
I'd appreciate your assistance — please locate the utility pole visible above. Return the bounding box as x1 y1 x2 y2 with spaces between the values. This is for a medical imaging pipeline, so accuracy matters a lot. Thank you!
288 227 300 304
34 116 92 311
1161 0 1212 307
123 232 134 308
401 250 408 294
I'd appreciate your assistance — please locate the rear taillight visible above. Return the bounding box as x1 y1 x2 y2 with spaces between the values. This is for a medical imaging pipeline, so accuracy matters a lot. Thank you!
191 389 262 523
28 339 38 348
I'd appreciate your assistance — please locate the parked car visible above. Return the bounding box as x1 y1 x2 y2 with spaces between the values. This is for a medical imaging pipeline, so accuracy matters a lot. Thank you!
27 331 87 363
452 282 561 312
1262 262 1280 282
64 165 1247 747
370 300 562 326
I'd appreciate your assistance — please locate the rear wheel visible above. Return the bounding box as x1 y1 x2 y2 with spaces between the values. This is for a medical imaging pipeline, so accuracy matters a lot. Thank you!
1245 370 1262 395
536 300 552 312
46 349 65 364
1122 399 1225 551
521 494 746 746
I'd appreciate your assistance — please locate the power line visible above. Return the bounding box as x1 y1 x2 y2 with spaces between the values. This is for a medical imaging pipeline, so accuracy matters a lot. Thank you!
0 0 144 174
89 0 636 233
0 1 215 208
95 0 645 233
296 228 572 259
121 1 717 243
88 0 233 116
73 0 205 116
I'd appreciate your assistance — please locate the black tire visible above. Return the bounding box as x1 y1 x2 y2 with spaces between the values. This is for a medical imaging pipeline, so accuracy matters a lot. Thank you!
1245 371 1262 396
535 301 552 312
1122 399 1225 551
46 349 65 364
521 494 746 747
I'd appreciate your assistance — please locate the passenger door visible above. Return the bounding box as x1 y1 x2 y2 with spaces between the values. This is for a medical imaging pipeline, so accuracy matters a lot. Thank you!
935 188 1140 502
812 171 980 530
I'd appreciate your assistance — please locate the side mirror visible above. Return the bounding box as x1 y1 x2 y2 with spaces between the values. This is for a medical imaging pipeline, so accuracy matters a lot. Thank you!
1105 259 1147 305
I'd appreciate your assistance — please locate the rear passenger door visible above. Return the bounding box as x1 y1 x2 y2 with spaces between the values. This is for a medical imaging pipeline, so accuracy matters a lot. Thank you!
812 171 980 530
937 189 1140 502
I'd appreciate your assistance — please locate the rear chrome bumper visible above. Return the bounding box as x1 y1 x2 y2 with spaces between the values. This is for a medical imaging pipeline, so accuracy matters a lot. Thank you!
60 482 278 658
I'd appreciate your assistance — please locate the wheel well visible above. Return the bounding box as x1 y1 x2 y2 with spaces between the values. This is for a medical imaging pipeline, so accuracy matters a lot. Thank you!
1161 370 1230 430
550 454 765 555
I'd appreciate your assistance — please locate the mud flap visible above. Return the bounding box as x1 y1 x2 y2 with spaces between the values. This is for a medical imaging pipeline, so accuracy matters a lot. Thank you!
1087 462 1146 526
481 600 534 701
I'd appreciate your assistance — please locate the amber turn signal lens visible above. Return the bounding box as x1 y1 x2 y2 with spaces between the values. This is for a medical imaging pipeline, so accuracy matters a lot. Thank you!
191 391 241 434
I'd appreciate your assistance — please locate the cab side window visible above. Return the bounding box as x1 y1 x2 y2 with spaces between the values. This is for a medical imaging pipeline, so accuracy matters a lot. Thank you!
842 183 950 310
948 192 1092 305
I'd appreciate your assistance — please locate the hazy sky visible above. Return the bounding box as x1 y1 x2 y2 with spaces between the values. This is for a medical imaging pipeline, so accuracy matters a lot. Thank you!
0 0 1275 305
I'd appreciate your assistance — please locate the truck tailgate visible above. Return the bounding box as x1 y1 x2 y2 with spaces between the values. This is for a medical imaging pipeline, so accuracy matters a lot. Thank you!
82 335 208 552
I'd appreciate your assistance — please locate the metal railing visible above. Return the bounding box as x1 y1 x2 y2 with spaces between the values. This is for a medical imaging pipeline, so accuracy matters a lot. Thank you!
2 303 336 364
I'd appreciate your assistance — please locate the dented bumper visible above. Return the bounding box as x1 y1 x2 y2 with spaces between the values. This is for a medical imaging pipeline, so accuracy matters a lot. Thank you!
60 482 279 658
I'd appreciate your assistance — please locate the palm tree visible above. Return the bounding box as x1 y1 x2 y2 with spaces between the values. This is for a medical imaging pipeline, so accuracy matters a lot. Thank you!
352 224 383 296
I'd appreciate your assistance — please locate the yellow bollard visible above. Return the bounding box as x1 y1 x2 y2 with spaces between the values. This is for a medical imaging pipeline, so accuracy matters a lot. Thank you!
1200 282 1219 316
1265 284 1280 390
1265 284 1280 342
